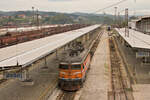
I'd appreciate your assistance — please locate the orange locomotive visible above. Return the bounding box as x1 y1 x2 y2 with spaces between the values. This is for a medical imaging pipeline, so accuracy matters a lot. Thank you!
59 53 91 91
58 40 95 91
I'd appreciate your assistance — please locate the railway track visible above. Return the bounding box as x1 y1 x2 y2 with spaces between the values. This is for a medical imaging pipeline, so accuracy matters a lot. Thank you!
108 37 134 100
55 29 103 100
0 24 90 49
56 91 76 100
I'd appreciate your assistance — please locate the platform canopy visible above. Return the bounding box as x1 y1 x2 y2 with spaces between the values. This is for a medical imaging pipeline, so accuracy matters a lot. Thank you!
115 28 150 50
0 25 100 68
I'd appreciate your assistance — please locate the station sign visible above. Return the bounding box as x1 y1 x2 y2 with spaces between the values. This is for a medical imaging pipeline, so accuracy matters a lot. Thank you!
136 51 150 58
3 72 23 80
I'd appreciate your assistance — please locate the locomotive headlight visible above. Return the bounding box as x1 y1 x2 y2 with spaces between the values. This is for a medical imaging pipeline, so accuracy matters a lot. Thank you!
73 72 81 75
60 72 66 75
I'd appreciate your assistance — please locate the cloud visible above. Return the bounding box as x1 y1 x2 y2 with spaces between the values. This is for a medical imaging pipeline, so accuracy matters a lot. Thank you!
48 0 75 2
0 0 149 15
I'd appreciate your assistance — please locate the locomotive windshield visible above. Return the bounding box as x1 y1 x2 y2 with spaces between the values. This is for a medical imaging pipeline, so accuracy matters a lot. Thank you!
59 64 69 69
71 64 81 70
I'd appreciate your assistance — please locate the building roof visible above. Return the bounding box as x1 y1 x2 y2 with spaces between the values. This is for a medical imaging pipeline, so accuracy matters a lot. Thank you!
131 16 150 23
141 15 150 19
115 28 150 49
0 25 100 68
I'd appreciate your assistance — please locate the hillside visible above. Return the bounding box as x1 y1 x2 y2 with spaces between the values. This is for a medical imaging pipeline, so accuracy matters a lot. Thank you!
0 11 115 25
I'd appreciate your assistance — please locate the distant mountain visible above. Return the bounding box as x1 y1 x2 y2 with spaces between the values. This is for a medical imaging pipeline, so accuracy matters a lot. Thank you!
0 11 58 16
0 11 110 17
72 12 96 16
0 11 116 24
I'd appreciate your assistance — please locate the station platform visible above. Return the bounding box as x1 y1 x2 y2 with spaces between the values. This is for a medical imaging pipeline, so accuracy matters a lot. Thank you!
0 25 100 69
115 28 150 49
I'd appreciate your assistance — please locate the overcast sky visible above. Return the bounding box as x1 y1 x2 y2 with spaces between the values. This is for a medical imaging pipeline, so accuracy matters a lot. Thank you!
0 0 150 15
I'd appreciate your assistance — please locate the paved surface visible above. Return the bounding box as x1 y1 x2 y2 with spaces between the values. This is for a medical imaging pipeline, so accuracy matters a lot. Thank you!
0 50 61 100
133 84 150 100
78 30 109 100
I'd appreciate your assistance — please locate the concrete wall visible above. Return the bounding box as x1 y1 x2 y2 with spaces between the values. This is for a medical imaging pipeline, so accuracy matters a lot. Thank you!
135 17 150 34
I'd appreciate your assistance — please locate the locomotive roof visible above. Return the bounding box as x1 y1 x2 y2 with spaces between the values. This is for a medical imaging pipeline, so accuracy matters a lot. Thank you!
59 48 89 63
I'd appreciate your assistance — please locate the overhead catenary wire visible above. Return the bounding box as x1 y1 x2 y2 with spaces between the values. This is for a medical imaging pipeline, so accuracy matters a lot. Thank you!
92 0 128 14
118 0 137 14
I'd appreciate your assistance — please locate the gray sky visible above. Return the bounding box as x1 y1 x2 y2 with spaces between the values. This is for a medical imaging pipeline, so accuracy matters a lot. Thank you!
0 0 150 15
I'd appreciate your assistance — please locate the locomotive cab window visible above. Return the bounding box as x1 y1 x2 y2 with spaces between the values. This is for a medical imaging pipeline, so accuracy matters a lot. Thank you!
59 64 69 69
71 64 81 70
83 65 85 69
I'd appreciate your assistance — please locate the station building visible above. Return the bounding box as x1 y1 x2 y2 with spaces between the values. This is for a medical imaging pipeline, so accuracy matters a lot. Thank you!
115 28 150 83
129 16 150 34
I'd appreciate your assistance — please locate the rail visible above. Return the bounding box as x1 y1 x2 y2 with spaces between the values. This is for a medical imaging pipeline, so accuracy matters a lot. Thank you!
108 37 134 100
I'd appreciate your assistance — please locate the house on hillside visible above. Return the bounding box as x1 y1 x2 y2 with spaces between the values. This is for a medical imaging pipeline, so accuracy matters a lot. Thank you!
18 14 26 18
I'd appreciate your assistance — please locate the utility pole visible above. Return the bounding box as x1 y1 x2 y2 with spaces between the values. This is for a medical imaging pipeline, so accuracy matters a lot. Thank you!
114 7 118 26
125 8 129 37
36 9 39 27
118 12 120 27
32 7 35 25
103 11 106 24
